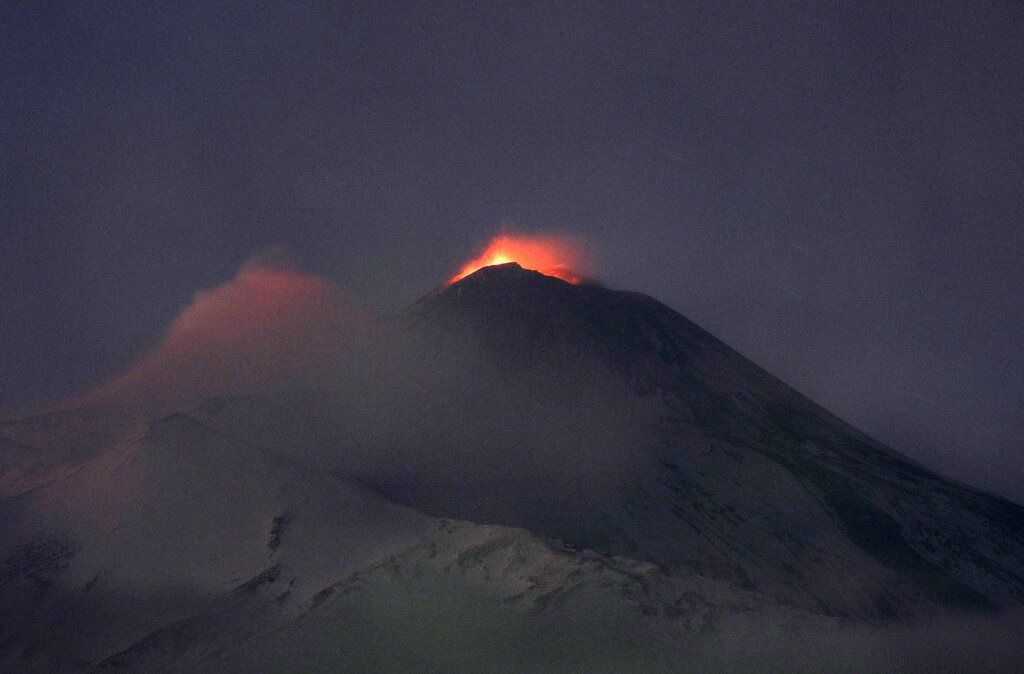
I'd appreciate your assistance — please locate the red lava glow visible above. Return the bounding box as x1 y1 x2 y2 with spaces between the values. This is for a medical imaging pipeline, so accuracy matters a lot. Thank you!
449 235 590 284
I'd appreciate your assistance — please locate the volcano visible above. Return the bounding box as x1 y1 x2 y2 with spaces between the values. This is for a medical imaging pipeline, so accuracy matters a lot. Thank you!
2 263 1023 672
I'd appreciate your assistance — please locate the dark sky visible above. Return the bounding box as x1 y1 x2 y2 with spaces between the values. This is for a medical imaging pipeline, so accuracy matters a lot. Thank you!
2 1 1022 501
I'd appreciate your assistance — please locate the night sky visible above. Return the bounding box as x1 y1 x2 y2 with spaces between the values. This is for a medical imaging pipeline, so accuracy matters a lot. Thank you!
2 2 1022 501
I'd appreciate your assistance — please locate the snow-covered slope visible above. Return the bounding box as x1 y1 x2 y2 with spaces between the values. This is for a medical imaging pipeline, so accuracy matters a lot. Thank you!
1 409 804 672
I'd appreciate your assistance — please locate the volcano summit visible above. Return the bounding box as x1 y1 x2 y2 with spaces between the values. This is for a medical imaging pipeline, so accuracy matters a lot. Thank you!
2 262 1023 672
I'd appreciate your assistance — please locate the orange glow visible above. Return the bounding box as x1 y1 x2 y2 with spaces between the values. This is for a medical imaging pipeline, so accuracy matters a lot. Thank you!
449 235 589 284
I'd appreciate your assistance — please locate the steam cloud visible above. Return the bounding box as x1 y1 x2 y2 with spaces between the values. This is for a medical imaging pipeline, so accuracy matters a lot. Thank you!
82 250 366 407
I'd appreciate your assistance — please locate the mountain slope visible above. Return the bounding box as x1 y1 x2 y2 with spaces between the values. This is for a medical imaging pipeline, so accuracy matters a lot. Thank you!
2 262 1022 671
176 263 1024 619
380 263 1024 617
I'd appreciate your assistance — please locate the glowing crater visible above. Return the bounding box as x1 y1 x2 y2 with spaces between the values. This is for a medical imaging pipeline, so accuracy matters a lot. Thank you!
449 235 589 285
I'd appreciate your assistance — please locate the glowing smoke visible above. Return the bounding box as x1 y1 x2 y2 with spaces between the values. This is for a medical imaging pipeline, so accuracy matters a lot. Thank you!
84 251 362 406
